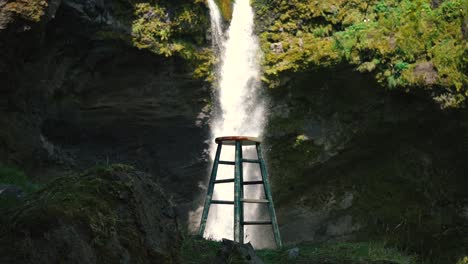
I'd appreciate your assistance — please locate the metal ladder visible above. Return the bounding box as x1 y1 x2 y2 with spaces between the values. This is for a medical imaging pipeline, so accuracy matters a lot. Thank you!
198 136 282 248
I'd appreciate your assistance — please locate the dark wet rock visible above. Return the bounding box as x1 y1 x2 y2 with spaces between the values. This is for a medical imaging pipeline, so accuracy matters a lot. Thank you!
270 42 284 54
266 68 468 261
287 247 299 259
0 165 180 264
430 0 444 8
0 0 211 223
60 0 131 33
413 61 438 86
0 184 25 200
214 239 265 264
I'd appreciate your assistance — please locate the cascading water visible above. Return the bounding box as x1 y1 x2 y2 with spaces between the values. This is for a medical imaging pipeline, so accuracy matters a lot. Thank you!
207 0 224 49
202 0 273 248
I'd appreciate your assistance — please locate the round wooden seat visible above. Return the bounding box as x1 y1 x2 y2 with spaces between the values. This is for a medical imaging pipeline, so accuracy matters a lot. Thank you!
215 136 261 146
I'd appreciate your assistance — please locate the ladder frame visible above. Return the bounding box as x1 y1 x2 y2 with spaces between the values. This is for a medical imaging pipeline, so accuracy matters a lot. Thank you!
198 139 283 248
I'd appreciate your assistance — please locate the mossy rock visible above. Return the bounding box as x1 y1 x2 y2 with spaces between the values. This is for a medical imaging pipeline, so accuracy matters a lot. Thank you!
0 164 180 264
128 0 213 80
2 0 49 23
253 0 467 108
215 0 234 21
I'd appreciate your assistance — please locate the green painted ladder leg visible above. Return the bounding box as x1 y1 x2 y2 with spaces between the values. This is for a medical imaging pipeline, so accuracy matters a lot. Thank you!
256 143 283 248
239 141 245 244
198 143 222 237
234 140 244 243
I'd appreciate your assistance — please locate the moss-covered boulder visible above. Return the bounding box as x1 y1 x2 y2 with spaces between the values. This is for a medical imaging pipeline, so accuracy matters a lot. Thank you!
0 165 180 264
0 0 60 30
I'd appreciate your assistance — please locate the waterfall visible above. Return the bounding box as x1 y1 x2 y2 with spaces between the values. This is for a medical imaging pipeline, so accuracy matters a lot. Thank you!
203 0 272 248
207 0 224 49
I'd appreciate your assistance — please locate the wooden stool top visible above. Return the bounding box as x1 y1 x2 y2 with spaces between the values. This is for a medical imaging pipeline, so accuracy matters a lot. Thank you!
215 136 261 146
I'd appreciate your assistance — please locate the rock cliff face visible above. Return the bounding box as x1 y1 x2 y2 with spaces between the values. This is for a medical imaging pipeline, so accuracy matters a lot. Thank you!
264 67 468 262
248 1 467 261
0 0 212 209
0 0 467 263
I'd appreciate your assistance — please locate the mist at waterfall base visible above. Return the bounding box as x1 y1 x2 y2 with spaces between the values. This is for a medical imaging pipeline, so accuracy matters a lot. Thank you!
193 0 274 248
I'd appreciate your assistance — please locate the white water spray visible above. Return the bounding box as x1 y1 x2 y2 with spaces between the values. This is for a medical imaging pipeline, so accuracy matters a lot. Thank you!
207 0 224 49
203 0 272 247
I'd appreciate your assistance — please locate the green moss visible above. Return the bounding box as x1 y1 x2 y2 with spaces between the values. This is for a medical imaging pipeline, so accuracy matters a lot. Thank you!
0 166 40 209
179 238 417 264
4 0 48 22
266 133 324 205
257 241 417 264
254 0 467 107
192 48 217 82
86 163 135 175
180 237 223 264
347 148 468 263
0 164 180 263
0 166 38 193
267 114 468 262
130 0 212 80
2 164 143 249
215 0 233 21
264 71 468 261
10 170 124 247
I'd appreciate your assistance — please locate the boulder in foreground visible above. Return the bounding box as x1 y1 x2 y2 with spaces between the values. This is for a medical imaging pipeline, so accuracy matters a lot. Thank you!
0 164 180 264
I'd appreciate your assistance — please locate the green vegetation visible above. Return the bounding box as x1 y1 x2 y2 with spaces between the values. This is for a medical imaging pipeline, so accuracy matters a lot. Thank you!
5 165 127 247
180 237 418 264
215 0 234 21
131 0 214 80
0 166 39 208
257 241 417 264
253 0 467 107
180 236 223 263
267 133 323 204
94 0 214 81
0 164 180 263
267 120 468 262
264 71 468 263
0 166 38 193
3 0 48 22
3 0 214 81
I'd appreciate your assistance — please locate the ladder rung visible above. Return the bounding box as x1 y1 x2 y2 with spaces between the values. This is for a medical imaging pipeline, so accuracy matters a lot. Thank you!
211 200 234 205
243 221 272 225
243 180 264 185
215 178 235 184
241 198 269 203
242 159 260 163
219 160 235 165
